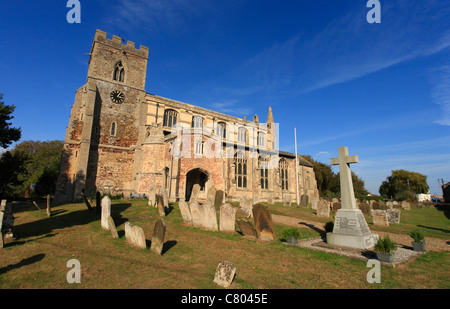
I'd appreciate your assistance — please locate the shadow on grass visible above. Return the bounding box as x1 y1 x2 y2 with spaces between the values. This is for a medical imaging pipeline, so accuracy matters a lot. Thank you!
0 253 46 275
13 203 132 240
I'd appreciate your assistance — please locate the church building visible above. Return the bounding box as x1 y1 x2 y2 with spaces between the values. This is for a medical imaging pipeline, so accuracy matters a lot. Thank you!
54 30 319 204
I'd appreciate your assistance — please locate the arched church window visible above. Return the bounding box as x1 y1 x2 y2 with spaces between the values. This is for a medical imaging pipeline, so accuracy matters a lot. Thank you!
110 122 116 136
260 156 269 189
113 61 125 82
192 115 203 128
280 159 288 190
238 127 247 144
163 109 178 128
234 150 247 188
217 122 226 139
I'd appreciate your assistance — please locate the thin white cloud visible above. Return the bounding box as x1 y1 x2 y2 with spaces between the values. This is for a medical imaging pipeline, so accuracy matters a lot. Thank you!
431 65 450 126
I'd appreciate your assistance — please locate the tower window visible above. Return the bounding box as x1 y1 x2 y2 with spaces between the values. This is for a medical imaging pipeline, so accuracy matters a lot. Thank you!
113 61 125 82
163 109 178 128
280 159 289 190
192 115 203 128
111 122 116 136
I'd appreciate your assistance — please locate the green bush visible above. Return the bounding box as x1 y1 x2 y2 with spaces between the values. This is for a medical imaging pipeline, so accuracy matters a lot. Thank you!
409 228 425 243
375 235 397 254
282 228 300 239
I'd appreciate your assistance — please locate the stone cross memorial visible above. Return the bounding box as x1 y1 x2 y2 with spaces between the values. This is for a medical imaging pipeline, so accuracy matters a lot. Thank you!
326 146 378 249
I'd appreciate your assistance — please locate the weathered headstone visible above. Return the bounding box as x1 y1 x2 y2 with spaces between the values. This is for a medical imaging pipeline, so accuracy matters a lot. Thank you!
219 204 236 233
252 204 275 241
236 219 257 238
156 194 166 217
386 208 401 224
311 199 319 210
358 202 371 216
148 185 156 207
213 261 236 288
202 203 218 231
206 187 217 206
125 221 133 242
300 194 309 207
371 209 389 227
178 200 192 224
107 216 119 238
189 184 201 203
332 202 341 212
400 201 410 210
214 190 224 209
331 198 340 203
317 200 330 217
101 196 112 230
150 218 166 255
283 194 291 206
132 225 147 249
189 202 203 228
1 200 14 244
326 146 378 249
239 196 253 218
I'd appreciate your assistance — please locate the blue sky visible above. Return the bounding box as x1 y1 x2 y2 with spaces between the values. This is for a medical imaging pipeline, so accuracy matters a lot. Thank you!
1 0 449 195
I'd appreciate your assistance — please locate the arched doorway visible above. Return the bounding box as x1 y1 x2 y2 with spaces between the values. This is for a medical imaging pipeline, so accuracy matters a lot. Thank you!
185 168 209 202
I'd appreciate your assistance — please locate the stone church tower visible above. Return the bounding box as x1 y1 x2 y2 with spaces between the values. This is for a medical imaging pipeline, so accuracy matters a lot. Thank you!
55 30 320 204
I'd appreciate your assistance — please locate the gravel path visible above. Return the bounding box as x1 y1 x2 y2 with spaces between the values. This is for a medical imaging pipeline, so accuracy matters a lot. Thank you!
272 214 449 252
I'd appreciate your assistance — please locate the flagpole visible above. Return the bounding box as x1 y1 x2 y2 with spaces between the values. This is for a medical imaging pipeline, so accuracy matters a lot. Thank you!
294 127 300 205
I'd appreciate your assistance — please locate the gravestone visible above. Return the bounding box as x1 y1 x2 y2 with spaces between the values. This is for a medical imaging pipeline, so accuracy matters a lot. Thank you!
190 184 201 203
386 201 394 209
189 202 203 228
206 187 217 206
202 203 218 231
236 219 257 238
300 194 309 207
81 189 92 211
178 200 192 224
132 225 147 249
332 202 341 212
148 185 156 207
400 201 411 210
214 190 224 209
252 204 275 241
283 194 291 206
101 196 112 230
239 196 253 218
372 210 389 226
386 208 401 224
125 221 133 242
156 194 166 217
358 202 371 216
326 147 378 249
317 200 330 217
107 216 119 238
150 218 166 255
332 198 340 203
220 204 236 233
213 261 236 288
159 187 169 209
311 199 319 210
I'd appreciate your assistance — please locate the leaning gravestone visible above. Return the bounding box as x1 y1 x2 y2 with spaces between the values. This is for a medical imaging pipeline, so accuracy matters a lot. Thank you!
386 208 401 224
101 196 112 230
132 225 147 249
189 202 203 228
150 218 166 255
326 147 378 249
206 187 217 206
219 204 236 233
213 261 236 288
236 219 257 238
107 216 119 238
372 210 389 227
317 200 330 217
202 203 218 231
156 194 166 217
125 221 133 242
252 203 276 241
178 200 192 224
190 184 201 203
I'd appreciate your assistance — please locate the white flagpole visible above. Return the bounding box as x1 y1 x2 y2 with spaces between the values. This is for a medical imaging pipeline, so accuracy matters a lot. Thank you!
294 127 300 205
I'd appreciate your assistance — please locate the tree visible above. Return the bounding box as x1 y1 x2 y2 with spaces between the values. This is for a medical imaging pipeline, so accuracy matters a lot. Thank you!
12 140 64 197
379 169 429 200
0 96 21 148
0 150 29 199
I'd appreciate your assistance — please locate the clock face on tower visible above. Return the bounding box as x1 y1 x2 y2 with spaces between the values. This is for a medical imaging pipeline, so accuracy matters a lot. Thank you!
110 90 125 103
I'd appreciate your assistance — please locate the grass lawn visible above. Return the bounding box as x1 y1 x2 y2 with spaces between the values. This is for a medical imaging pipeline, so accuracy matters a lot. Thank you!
0 199 448 289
